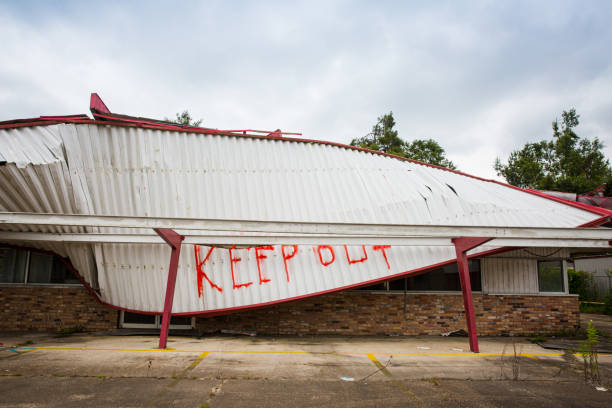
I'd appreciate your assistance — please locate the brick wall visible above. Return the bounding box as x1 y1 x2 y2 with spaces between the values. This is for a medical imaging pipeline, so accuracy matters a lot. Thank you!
0 286 579 336
196 292 579 336
0 286 118 332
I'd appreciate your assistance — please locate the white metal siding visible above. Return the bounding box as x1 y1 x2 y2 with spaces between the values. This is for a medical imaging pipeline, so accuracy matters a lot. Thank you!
0 124 604 313
574 256 612 275
482 257 539 294
574 257 612 298
481 247 571 294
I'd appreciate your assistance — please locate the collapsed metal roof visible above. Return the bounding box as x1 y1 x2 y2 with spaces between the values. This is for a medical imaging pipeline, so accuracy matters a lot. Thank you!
0 94 610 315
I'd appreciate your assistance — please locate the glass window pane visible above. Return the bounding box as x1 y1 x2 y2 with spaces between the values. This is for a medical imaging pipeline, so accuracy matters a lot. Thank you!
0 248 27 283
28 252 54 283
170 316 192 326
123 312 156 325
469 259 482 291
388 277 406 291
538 261 563 292
405 260 481 291
50 257 80 284
353 282 386 291
26 252 80 284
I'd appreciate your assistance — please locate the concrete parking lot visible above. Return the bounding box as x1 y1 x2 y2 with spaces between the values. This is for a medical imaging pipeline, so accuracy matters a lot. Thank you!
1 330 611 407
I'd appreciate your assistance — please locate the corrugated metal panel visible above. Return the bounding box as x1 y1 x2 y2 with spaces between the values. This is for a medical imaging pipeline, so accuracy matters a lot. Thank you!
481 247 571 294
55 124 600 227
482 257 539 294
95 243 462 313
574 257 612 299
0 125 95 283
0 123 604 313
486 248 571 259
574 256 612 276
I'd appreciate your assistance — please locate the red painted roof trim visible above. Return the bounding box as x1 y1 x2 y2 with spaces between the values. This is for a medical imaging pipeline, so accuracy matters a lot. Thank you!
92 111 304 137
0 114 90 126
89 93 111 114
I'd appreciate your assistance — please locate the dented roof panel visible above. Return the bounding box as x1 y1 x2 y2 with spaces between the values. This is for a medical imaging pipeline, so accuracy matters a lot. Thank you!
0 122 606 313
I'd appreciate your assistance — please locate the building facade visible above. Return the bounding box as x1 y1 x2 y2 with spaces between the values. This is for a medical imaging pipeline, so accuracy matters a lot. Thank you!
0 245 578 336
1 95 607 339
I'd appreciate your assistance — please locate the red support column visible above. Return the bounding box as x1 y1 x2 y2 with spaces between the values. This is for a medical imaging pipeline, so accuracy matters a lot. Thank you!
155 228 185 349
451 237 491 353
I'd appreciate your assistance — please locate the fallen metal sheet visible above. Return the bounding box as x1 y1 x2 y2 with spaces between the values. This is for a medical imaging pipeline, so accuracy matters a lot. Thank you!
0 123 608 313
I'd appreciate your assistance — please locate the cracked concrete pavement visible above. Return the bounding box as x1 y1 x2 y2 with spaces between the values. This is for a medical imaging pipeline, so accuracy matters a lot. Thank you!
1 332 611 407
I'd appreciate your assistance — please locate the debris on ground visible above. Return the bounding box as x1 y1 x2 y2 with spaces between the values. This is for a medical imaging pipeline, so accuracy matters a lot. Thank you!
340 377 354 381
441 329 468 337
539 338 612 354
417 346 431 350
220 329 257 337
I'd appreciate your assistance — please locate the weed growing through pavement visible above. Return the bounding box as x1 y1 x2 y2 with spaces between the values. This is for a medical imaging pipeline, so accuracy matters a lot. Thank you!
56 325 84 337
500 339 522 380
578 321 600 384
426 377 440 386
511 340 520 381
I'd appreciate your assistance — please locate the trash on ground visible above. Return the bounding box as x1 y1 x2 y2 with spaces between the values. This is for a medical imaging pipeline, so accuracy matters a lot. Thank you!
220 329 257 336
441 329 468 337
417 346 431 350
595 386 607 392
450 348 464 352
340 377 354 381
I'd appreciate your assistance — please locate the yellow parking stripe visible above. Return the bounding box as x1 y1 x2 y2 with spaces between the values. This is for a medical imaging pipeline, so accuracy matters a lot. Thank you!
187 351 210 370
365 353 392 377
22 347 612 358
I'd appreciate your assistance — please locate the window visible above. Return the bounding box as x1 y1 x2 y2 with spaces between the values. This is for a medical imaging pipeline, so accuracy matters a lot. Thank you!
120 311 194 330
538 260 564 292
354 259 481 292
0 247 27 283
0 247 80 285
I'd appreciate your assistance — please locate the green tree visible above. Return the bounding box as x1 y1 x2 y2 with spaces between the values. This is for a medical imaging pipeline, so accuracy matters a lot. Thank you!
404 139 456 169
495 109 612 193
351 112 404 156
351 112 456 169
164 110 203 127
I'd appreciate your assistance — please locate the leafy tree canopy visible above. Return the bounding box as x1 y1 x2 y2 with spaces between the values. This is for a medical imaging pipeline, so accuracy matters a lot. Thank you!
404 139 456 170
494 109 612 194
350 112 456 169
165 110 203 127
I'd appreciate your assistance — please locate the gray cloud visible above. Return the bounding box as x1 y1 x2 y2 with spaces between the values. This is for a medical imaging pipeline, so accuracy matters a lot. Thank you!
1 0 611 179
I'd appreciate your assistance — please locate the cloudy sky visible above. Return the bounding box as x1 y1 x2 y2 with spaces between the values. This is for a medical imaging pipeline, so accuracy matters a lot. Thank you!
1 0 611 179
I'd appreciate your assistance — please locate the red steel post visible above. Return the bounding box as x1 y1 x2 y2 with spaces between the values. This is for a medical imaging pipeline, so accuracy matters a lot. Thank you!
155 228 185 349
451 237 491 353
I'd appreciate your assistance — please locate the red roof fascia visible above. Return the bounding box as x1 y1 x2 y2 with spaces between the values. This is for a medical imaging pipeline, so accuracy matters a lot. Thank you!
93 112 304 137
520 188 612 217
39 115 91 121
89 92 303 136
0 114 90 127
90 93 111 114
222 129 303 136
91 112 189 130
